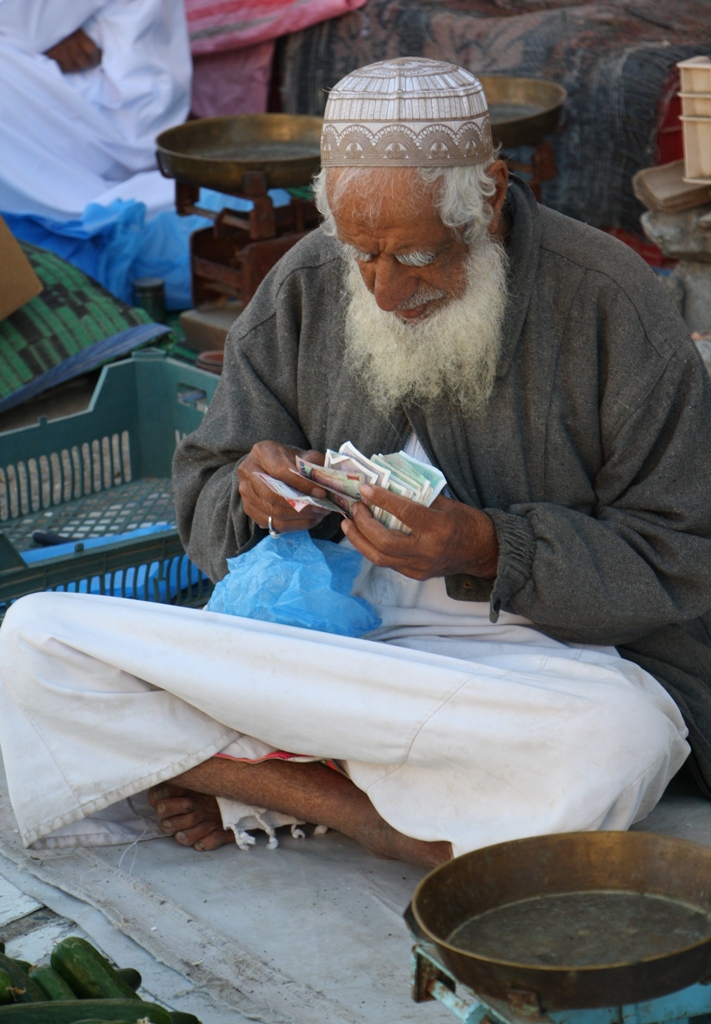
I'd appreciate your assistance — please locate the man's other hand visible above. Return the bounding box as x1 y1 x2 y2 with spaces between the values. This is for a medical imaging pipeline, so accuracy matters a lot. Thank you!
238 441 330 534
45 29 102 73
342 485 499 581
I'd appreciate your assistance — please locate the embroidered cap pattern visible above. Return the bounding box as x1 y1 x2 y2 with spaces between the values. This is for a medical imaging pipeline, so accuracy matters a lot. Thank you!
321 56 494 167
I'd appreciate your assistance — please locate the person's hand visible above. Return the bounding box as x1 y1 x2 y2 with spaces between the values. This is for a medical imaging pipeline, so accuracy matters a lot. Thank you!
341 485 499 580
238 441 330 534
45 28 102 73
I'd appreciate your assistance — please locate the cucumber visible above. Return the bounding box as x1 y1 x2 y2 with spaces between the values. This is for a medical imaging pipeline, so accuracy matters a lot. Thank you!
0 954 47 1003
9 966 31 976
0 998 172 1023
168 1013 202 1024
29 966 77 1001
114 969 141 992
0 971 13 1006
51 939 139 1001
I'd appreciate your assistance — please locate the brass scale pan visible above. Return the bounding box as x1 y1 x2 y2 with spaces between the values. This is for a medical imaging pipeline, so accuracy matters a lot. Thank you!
155 78 567 194
410 831 711 1011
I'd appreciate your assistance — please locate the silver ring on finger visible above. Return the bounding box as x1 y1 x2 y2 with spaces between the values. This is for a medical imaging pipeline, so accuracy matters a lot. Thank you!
268 515 280 538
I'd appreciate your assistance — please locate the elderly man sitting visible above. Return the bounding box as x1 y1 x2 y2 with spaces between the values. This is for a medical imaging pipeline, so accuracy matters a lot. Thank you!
0 59 709 868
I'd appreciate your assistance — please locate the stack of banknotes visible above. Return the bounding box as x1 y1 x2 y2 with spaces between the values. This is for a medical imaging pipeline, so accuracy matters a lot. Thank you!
256 441 447 533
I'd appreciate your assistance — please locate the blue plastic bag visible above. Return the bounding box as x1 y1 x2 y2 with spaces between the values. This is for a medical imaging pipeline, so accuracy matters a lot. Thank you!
3 187 295 310
206 532 381 637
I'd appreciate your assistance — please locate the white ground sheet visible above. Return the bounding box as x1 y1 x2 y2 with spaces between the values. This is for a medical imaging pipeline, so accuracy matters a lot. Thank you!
0 558 689 856
0 755 453 1024
0 0 190 218
1 757 710 1024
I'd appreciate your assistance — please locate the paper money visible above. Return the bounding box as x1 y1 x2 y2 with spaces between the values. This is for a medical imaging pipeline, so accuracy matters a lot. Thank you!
371 455 421 499
258 444 447 532
331 444 403 526
325 451 381 486
323 446 398 525
384 450 447 502
334 442 392 488
294 443 447 533
294 457 365 499
255 472 352 517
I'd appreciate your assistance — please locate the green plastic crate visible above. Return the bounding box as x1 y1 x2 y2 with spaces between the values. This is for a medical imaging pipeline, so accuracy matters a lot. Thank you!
0 349 219 616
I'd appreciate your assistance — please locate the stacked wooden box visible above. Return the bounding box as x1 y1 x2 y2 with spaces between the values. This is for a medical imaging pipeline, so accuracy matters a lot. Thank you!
679 56 711 183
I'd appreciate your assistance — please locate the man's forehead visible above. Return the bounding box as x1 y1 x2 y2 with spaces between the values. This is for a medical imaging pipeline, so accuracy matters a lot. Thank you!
327 165 437 207
331 182 453 253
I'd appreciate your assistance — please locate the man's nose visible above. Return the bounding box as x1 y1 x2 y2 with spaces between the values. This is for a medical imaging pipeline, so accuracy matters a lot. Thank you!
367 259 416 312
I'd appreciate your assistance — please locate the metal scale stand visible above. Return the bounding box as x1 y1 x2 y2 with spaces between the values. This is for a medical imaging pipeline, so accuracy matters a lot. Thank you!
411 941 711 1024
174 171 320 308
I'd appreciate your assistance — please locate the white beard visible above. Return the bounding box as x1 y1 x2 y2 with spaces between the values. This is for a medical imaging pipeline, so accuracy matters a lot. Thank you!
342 234 508 412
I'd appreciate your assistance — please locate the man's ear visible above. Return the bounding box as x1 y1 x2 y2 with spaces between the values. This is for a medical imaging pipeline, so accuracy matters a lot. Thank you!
486 160 510 238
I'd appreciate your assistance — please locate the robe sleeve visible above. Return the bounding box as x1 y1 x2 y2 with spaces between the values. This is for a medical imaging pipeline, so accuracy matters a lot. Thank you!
172 257 340 583
487 316 711 647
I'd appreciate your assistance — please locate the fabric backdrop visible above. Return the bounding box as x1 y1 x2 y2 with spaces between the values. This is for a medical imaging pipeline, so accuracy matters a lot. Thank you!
185 0 368 56
278 0 710 231
186 0 369 116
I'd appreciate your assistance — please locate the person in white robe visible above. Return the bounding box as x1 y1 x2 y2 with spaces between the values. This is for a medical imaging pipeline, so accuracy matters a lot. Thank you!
0 0 191 219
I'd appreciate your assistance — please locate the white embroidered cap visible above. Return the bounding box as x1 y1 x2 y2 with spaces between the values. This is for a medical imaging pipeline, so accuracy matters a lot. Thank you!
321 57 493 168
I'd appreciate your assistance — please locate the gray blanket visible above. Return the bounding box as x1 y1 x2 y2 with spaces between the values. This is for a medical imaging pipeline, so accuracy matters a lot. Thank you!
173 178 711 793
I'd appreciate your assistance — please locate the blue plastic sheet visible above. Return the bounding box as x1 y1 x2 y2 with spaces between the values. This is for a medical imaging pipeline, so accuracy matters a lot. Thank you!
207 532 382 638
3 200 146 303
3 188 293 310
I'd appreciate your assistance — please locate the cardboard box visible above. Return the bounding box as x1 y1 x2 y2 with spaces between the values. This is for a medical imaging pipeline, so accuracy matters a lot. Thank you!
0 215 42 322
179 302 243 352
632 160 711 213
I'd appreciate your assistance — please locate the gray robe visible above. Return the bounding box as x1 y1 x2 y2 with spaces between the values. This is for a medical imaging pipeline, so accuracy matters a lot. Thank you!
173 179 711 794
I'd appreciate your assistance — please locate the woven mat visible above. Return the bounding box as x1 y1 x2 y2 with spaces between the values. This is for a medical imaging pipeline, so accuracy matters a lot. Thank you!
0 243 160 407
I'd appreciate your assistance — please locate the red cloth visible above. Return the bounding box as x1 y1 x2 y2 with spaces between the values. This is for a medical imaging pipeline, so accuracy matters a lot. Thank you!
186 0 368 56
191 42 275 116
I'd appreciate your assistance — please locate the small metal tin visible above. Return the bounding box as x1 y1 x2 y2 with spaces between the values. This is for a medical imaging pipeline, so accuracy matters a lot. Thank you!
132 277 166 323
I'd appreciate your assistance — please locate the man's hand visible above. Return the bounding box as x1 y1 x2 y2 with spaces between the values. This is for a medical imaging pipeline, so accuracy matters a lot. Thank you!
342 484 499 581
238 441 330 534
45 29 102 73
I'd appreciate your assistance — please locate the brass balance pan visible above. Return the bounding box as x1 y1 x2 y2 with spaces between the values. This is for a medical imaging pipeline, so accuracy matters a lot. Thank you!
411 831 711 1010
156 113 323 194
478 75 567 149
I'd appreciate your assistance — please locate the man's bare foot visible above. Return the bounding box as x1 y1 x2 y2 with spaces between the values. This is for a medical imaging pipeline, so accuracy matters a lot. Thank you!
151 759 452 868
148 783 235 851
346 805 451 870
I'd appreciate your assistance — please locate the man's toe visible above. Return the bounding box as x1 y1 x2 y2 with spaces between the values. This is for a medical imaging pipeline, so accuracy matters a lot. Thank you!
149 786 232 851
194 828 235 852
173 819 224 846
159 809 201 834
148 783 190 807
